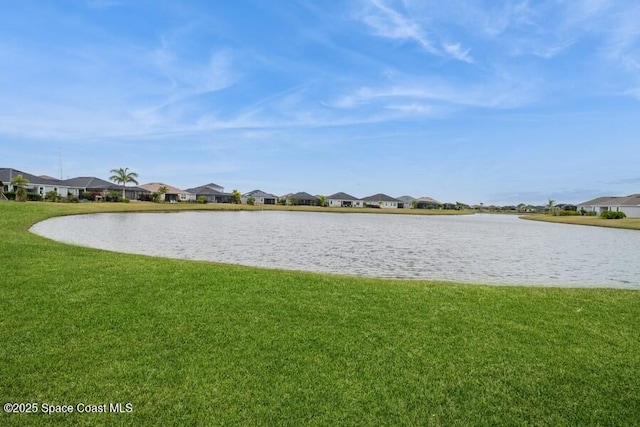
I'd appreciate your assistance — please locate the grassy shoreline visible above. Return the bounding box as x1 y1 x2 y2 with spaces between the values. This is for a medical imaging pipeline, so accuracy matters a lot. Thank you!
522 213 640 230
1 202 639 425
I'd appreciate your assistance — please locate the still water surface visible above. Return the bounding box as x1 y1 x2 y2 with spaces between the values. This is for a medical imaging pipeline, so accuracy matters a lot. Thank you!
31 211 639 288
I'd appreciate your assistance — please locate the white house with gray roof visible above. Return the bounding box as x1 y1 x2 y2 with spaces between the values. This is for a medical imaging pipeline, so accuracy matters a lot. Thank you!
396 196 415 209
1 167 71 199
242 189 278 205
326 192 363 208
361 193 403 209
186 183 234 203
577 194 640 218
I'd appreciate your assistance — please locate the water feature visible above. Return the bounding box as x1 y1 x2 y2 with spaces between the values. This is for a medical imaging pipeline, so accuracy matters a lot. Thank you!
30 211 640 288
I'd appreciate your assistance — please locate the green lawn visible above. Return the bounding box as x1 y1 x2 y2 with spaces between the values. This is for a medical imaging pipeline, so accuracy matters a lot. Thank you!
1 202 639 426
523 213 640 231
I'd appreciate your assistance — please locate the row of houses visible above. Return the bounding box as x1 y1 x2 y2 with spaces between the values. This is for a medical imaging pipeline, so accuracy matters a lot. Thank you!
3 167 638 216
0 167 454 209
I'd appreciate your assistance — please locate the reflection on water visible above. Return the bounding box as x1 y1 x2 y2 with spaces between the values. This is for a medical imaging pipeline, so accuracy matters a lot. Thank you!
31 211 640 288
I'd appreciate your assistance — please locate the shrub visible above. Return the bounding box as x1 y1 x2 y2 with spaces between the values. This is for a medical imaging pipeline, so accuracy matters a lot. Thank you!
45 190 61 202
600 211 626 219
27 193 43 201
197 196 208 204
105 191 122 202
558 210 580 216
246 196 255 205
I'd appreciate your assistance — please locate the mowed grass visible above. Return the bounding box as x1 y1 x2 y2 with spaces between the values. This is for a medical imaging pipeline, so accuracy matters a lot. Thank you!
1 202 639 426
523 213 640 231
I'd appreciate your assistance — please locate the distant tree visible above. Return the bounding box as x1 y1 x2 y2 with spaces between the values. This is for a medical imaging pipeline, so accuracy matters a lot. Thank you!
109 167 139 200
318 195 326 207
410 200 418 209
231 189 242 204
547 198 556 215
10 174 30 202
246 196 256 205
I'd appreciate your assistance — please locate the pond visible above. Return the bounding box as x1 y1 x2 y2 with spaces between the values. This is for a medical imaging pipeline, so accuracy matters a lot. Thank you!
30 211 640 288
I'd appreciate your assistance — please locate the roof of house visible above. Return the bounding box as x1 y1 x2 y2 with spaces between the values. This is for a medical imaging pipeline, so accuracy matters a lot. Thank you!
243 189 278 198
289 192 319 201
326 192 360 201
201 182 224 190
396 195 415 203
361 193 401 202
185 184 231 195
578 194 640 207
39 175 60 181
61 176 115 189
0 167 65 187
139 182 191 195
416 196 442 204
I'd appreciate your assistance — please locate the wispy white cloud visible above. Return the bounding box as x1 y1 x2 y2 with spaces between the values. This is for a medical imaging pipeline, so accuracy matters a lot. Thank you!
443 42 473 63
330 75 536 111
361 0 437 53
358 0 476 63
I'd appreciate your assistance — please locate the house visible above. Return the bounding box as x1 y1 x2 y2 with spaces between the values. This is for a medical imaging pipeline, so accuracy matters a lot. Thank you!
0 167 72 199
242 189 278 205
415 197 442 209
62 176 150 200
326 192 363 208
285 192 320 206
361 193 403 209
186 183 234 203
139 182 196 202
577 194 640 218
396 196 415 209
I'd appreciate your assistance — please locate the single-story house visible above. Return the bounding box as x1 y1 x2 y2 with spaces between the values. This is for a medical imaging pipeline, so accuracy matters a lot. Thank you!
285 192 320 206
396 196 415 209
242 189 278 205
326 192 363 208
139 182 196 202
0 167 72 199
186 183 234 203
415 197 442 209
361 193 403 209
62 176 150 200
577 194 640 218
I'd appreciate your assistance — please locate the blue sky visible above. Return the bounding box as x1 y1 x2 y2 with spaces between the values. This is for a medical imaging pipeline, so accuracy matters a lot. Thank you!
1 0 639 205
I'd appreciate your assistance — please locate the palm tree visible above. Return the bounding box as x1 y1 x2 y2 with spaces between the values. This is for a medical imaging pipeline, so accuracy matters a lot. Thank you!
547 198 556 215
109 167 139 200
11 174 30 202
158 186 168 202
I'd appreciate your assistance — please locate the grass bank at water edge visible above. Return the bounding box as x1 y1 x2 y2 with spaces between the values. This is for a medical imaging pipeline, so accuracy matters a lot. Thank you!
522 213 640 230
1 202 639 426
